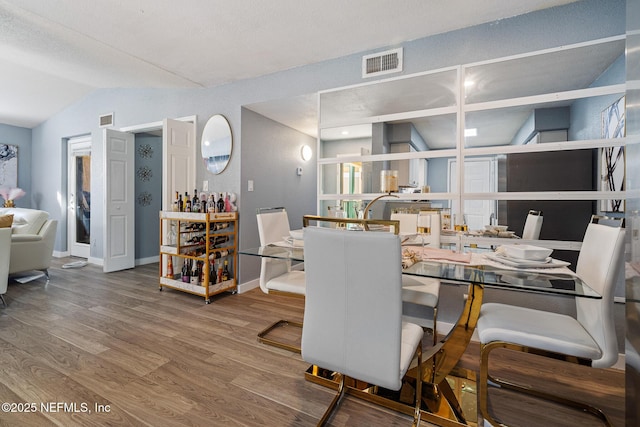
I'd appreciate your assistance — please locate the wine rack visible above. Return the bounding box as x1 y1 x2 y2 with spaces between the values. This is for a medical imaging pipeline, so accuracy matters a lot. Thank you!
159 211 238 303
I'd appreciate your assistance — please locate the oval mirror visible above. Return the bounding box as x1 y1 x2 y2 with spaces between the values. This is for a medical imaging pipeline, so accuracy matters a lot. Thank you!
201 114 233 174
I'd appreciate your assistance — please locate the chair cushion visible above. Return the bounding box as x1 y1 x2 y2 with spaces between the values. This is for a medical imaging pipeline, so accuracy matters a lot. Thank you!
0 214 13 228
400 321 424 376
266 270 306 295
478 303 602 360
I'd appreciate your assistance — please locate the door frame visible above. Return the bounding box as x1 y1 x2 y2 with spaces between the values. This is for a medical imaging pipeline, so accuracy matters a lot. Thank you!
67 135 92 259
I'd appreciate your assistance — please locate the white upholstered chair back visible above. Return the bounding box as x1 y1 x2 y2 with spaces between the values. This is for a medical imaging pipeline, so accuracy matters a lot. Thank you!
256 208 293 294
390 213 418 234
302 227 405 390
522 210 543 240
575 219 625 368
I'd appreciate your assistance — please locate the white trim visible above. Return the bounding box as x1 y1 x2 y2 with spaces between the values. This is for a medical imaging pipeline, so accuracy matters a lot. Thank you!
136 256 159 266
238 278 259 294
119 115 197 133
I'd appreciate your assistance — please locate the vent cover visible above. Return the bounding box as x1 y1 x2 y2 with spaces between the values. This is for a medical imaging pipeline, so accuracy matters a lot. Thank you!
99 113 114 128
362 48 403 78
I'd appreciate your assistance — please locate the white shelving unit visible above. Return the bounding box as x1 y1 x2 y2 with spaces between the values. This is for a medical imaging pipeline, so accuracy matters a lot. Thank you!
317 35 628 252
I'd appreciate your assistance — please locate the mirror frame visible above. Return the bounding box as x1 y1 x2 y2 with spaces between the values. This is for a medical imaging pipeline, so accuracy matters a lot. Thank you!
201 114 233 175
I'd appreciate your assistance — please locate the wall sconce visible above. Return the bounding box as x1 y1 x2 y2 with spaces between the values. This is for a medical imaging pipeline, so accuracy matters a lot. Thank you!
301 145 312 161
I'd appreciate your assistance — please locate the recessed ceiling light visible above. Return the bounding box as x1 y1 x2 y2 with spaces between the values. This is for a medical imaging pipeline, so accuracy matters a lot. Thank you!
464 79 475 87
464 128 477 137
341 130 349 135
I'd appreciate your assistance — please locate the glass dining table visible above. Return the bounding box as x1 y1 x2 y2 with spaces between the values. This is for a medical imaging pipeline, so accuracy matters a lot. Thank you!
239 239 600 427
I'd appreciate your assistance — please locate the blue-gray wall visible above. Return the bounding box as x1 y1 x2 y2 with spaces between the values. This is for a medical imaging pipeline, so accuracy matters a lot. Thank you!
24 0 625 276
240 108 317 282
0 123 31 207
134 133 162 261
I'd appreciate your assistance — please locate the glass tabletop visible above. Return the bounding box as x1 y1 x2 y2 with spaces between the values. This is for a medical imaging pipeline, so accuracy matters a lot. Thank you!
239 244 601 299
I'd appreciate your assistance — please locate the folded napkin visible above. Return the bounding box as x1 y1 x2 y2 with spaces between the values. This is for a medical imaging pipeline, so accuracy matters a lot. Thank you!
417 247 472 264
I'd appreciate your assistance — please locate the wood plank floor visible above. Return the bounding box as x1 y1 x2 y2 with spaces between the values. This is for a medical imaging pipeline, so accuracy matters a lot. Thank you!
0 258 624 427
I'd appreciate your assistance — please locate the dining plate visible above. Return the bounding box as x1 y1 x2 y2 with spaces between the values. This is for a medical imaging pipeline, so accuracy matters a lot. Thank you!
486 253 570 268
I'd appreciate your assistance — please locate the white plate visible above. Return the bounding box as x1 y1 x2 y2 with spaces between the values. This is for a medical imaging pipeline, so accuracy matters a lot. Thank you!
486 253 570 269
501 244 552 261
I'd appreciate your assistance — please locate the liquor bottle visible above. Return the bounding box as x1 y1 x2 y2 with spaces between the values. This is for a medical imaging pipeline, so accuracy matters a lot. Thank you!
166 255 174 278
178 193 184 212
190 259 199 285
224 193 232 212
207 195 216 213
181 259 190 282
183 192 189 211
217 192 225 213
217 262 223 283
222 260 231 281
185 197 192 212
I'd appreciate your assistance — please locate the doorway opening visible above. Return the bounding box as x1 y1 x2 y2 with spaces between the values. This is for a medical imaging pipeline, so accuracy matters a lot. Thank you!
67 136 92 259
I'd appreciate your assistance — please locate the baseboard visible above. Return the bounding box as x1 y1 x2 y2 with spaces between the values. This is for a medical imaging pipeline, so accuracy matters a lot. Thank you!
136 256 159 266
437 320 626 372
238 278 259 294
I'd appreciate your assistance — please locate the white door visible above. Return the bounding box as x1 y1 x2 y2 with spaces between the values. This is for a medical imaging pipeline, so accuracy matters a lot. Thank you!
163 118 196 210
103 129 135 272
449 158 496 231
67 136 91 259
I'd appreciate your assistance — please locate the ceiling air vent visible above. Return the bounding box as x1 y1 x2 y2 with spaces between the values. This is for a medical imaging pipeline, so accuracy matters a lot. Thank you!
99 112 114 128
362 48 403 78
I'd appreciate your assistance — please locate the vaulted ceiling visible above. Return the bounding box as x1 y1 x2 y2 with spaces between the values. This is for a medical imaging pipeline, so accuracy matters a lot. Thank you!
0 0 577 129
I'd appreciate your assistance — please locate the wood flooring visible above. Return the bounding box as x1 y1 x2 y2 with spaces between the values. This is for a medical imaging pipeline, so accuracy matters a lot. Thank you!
0 258 624 427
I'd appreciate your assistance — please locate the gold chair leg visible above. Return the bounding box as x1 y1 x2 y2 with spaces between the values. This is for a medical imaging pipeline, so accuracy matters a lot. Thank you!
480 341 614 427
412 344 423 427
257 319 303 353
318 374 346 427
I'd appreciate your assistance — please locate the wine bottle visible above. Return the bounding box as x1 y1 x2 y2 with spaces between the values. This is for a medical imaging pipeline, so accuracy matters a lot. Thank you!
192 189 199 212
190 259 199 285
209 261 216 284
181 259 190 282
222 260 231 281
178 194 184 212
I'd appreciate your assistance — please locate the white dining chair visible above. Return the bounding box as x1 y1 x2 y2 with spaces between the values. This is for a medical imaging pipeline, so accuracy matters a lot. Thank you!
256 207 306 353
521 209 543 240
302 226 423 426
477 215 625 426
391 212 440 344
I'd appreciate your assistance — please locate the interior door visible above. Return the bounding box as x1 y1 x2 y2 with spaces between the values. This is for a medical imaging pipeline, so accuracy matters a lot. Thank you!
103 128 135 272
449 158 495 231
163 118 196 210
67 136 91 259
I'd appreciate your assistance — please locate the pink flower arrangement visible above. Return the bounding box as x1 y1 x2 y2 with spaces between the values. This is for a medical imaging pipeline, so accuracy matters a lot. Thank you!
0 187 25 203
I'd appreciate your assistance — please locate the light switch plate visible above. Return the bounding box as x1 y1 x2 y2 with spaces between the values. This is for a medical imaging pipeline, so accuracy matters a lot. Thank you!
248 180 254 191
202 180 209 191
296 167 303 176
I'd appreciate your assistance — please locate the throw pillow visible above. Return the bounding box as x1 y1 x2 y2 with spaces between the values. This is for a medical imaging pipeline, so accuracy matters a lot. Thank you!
0 214 14 228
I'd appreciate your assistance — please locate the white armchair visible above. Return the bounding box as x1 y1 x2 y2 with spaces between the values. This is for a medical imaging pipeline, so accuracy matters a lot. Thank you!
0 208 57 280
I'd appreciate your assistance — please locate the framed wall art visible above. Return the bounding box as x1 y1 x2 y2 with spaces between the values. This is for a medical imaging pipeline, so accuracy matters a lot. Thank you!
0 143 18 187
600 96 625 212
